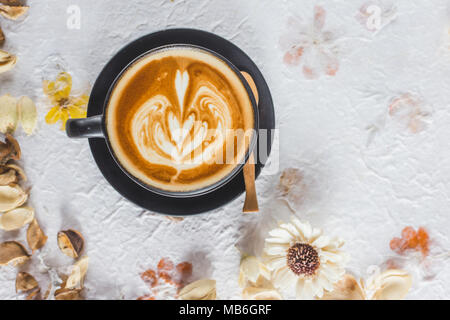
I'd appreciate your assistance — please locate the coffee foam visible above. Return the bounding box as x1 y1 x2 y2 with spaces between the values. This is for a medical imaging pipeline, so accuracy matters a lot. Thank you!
106 47 254 192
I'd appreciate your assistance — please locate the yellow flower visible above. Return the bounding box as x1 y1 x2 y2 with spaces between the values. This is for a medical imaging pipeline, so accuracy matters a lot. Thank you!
43 72 89 130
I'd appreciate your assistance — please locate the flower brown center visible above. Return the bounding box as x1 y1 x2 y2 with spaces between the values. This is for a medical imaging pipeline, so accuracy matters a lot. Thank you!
287 243 320 276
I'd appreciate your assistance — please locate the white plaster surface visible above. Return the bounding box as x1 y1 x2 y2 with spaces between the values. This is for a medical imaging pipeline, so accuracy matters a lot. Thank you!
0 0 449 299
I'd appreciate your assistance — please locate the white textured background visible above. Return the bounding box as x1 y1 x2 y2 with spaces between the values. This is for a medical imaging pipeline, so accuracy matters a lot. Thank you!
0 0 449 299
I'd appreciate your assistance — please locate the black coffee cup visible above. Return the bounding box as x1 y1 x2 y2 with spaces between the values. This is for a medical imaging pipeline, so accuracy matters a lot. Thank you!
66 44 259 198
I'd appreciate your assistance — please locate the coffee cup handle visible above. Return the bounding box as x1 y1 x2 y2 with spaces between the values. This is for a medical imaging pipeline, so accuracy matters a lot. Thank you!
66 115 104 138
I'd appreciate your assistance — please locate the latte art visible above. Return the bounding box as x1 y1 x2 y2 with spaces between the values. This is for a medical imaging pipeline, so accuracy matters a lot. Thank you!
131 70 232 168
106 47 255 192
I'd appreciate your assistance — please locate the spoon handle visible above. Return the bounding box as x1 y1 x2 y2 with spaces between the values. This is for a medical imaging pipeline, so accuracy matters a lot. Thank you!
241 71 259 213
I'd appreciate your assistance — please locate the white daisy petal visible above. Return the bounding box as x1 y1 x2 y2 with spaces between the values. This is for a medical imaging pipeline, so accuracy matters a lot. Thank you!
316 273 334 293
310 227 322 242
279 222 302 240
308 277 318 295
322 237 345 250
268 228 293 242
265 237 291 245
263 216 348 301
312 235 330 248
265 244 288 256
314 286 325 298
292 218 312 240
310 278 325 298
297 279 313 300
295 279 305 299
273 266 296 288
319 250 345 263
319 264 345 283
264 255 286 270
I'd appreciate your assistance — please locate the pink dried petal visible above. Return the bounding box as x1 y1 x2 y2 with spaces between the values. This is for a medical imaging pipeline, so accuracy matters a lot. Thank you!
302 65 318 79
314 5 326 31
389 94 416 116
388 94 429 133
283 47 304 66
323 54 339 76
314 48 340 77
408 111 427 133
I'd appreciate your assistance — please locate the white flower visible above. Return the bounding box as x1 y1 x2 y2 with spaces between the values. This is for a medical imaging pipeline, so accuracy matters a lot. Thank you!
263 218 347 299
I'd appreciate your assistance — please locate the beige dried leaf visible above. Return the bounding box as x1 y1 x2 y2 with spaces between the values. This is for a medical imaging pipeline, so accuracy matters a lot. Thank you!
57 229 84 258
242 287 282 300
369 269 412 300
320 274 366 300
0 241 29 266
66 256 89 289
0 206 34 231
0 1 23 5
27 219 47 252
26 288 40 300
0 134 21 164
5 163 26 181
238 255 271 288
16 271 38 292
0 184 27 211
166 216 184 222
0 4 28 20
179 279 217 300
0 50 16 73
18 96 37 135
0 94 18 133
0 168 17 185
54 288 81 300
0 27 4 45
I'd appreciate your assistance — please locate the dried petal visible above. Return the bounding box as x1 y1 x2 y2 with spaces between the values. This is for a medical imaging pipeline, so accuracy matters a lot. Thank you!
0 1 23 5
165 216 184 222
54 288 81 300
0 168 17 185
0 184 27 211
66 256 89 289
179 279 216 300
66 104 86 119
57 229 84 258
0 241 29 266
0 206 34 231
0 94 18 133
238 255 271 288
320 274 366 300
43 72 72 103
369 269 412 300
16 271 38 292
27 219 47 252
25 288 40 300
0 4 28 20
0 134 21 164
242 287 282 300
0 49 17 73
18 96 37 135
0 27 4 45
5 163 26 181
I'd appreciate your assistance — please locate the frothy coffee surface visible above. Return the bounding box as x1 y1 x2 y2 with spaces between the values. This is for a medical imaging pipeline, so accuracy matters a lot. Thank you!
106 47 254 192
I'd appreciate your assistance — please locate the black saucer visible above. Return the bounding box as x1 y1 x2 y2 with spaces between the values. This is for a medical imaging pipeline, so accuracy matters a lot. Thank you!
87 29 275 215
